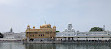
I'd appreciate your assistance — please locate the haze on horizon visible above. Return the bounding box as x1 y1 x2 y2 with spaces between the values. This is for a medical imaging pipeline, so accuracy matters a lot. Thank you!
0 0 111 33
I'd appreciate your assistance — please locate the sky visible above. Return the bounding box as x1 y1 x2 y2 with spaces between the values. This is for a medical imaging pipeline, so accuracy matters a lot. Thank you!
0 0 111 33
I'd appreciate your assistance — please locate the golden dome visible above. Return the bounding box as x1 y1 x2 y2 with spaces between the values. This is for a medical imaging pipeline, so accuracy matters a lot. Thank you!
53 26 56 28
41 24 47 27
40 24 47 28
40 24 51 28
48 24 51 26
27 25 30 29
33 26 35 29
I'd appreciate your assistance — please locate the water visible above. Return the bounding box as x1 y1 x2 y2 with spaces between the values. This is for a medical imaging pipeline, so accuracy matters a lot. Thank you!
0 42 111 49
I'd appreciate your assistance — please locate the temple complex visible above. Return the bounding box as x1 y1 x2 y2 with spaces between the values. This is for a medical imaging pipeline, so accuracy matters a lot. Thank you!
56 24 111 41
26 24 56 41
1 28 26 41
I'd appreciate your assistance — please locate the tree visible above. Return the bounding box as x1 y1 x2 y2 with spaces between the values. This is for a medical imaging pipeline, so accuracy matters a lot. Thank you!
0 32 3 38
56 31 60 32
90 27 104 32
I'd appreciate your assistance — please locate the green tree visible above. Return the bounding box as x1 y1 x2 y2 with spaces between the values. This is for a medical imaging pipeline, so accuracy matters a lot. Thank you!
56 31 60 32
0 32 3 38
90 27 104 32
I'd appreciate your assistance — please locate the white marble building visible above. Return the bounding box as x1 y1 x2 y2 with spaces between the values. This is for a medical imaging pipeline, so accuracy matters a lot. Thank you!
1 28 26 41
63 24 75 32
56 24 111 41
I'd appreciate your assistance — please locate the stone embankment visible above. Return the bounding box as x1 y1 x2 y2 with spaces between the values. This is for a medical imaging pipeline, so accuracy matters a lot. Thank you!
23 40 111 44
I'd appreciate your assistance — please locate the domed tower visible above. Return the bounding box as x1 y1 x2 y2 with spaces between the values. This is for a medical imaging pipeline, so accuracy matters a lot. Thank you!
53 26 56 30
33 26 35 29
27 25 30 29
68 24 72 31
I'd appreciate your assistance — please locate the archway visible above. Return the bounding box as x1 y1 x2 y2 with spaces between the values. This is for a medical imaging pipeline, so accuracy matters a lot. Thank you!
29 38 34 41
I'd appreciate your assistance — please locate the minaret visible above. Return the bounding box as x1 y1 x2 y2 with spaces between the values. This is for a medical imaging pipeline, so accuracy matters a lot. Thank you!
45 21 46 24
27 25 30 29
10 28 13 33
53 26 56 31
103 25 105 31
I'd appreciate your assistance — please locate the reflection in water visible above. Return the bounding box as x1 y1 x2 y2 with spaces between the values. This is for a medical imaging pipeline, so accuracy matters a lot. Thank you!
25 43 111 49
0 42 25 49
55 43 111 49
25 44 56 49
0 42 111 49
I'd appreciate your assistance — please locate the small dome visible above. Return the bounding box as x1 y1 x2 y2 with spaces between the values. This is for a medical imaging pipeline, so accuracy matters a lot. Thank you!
53 26 56 28
27 25 30 29
40 26 42 28
33 26 35 29
27 25 30 27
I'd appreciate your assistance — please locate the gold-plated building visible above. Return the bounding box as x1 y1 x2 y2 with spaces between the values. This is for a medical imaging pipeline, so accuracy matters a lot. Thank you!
26 24 56 41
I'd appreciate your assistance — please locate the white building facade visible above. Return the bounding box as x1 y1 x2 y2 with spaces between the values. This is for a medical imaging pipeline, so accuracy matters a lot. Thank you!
56 24 111 41
1 28 26 41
